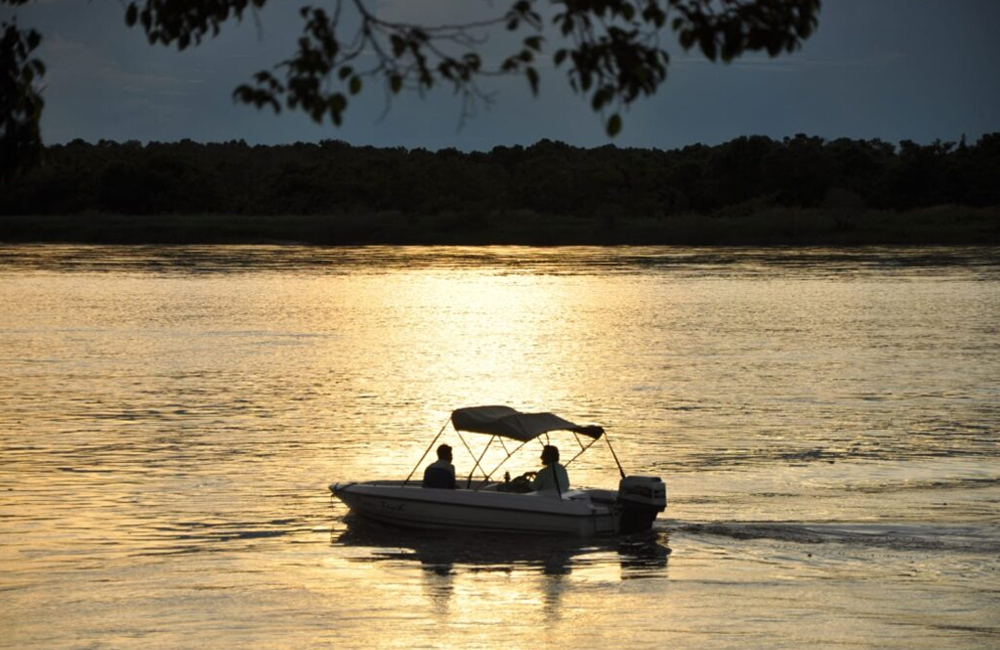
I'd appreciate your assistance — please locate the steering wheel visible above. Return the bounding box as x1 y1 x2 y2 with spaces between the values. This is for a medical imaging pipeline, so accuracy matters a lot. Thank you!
505 471 536 493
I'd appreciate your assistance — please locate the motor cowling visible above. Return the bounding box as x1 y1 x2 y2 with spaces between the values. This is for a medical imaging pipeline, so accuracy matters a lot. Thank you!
617 476 667 534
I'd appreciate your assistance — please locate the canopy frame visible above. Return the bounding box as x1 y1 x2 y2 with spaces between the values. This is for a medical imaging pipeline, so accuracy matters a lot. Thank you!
403 406 624 491
402 419 451 487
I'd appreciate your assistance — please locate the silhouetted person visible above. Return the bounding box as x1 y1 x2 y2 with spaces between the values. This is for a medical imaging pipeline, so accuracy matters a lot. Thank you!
532 445 569 494
422 444 456 489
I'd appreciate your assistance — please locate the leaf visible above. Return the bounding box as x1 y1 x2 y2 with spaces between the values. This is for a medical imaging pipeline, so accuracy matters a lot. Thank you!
349 76 362 95
390 35 406 58
591 88 607 111
606 114 622 137
233 85 253 103
125 4 138 27
699 34 717 61
329 93 347 115
526 67 539 95
389 74 403 94
464 53 481 71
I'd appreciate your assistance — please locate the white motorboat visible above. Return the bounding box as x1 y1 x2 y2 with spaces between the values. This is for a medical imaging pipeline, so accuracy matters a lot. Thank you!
330 405 666 537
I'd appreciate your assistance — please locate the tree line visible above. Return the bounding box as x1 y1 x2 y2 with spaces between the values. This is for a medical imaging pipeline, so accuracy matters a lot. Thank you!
2 134 998 221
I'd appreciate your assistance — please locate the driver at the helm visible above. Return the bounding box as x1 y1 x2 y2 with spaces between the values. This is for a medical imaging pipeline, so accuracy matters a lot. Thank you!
532 445 570 493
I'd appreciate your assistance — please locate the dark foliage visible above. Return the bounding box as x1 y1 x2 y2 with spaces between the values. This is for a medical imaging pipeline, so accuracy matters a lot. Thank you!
0 17 44 184
3 134 998 222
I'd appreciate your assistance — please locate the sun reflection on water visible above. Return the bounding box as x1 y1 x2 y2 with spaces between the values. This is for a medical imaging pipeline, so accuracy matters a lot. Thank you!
2 245 998 650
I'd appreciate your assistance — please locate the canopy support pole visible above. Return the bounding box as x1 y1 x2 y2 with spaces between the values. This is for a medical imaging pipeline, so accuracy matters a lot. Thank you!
403 418 450 487
604 430 627 479
465 435 496 488
563 436 599 468
474 439 531 489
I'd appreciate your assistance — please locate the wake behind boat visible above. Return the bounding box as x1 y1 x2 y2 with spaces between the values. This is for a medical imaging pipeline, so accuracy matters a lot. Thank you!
330 406 666 537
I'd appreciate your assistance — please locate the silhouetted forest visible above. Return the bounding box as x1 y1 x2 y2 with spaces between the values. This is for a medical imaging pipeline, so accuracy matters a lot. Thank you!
2 134 998 244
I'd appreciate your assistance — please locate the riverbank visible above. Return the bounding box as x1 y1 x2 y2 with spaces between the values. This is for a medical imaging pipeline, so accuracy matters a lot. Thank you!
1 205 997 246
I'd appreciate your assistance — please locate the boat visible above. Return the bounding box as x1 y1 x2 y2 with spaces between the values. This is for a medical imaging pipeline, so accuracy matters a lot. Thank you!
329 405 667 537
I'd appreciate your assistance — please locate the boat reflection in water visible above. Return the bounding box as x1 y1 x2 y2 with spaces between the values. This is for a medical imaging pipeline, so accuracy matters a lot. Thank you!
332 514 671 579
333 515 671 618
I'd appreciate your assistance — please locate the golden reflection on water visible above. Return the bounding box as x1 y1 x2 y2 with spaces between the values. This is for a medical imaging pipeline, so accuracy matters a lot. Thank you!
301 268 644 484
1 245 999 650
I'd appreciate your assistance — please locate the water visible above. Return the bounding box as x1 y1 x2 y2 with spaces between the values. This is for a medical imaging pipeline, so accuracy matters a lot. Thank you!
1 245 998 649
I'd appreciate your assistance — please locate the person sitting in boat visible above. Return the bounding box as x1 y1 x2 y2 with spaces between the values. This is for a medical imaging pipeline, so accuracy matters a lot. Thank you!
531 445 570 494
422 444 456 489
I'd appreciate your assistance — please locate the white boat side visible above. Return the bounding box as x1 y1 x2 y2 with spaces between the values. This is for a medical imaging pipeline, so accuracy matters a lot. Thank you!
330 481 621 537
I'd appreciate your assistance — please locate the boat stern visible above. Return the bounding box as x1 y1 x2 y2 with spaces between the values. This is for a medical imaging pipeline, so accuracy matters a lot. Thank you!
616 476 667 534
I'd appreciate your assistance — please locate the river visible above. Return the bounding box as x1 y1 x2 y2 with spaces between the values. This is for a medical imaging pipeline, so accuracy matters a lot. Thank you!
1 245 997 649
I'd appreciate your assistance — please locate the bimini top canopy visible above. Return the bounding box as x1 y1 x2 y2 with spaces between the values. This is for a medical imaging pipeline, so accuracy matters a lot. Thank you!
451 405 604 443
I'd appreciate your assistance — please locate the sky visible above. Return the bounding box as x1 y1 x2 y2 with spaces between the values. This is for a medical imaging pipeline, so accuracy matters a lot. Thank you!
4 0 1000 151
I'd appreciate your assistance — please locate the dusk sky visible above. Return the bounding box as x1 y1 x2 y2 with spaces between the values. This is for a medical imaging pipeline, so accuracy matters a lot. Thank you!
5 0 1000 151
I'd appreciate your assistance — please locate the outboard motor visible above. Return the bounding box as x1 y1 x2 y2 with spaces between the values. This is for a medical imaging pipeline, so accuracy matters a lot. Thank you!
617 476 667 534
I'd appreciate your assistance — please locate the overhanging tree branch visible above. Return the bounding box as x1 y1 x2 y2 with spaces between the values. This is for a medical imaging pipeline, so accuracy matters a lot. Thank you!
0 0 820 177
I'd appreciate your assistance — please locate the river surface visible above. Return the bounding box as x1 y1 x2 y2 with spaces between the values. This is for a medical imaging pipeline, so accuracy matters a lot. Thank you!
1 245 998 650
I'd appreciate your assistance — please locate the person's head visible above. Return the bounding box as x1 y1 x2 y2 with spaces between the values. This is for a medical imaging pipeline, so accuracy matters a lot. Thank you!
437 444 453 462
540 445 560 466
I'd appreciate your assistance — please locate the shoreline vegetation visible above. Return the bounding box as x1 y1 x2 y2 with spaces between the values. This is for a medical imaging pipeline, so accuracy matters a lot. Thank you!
2 135 998 246
1 206 998 246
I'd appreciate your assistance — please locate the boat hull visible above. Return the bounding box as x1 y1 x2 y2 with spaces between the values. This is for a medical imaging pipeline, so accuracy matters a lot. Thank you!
331 481 620 537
